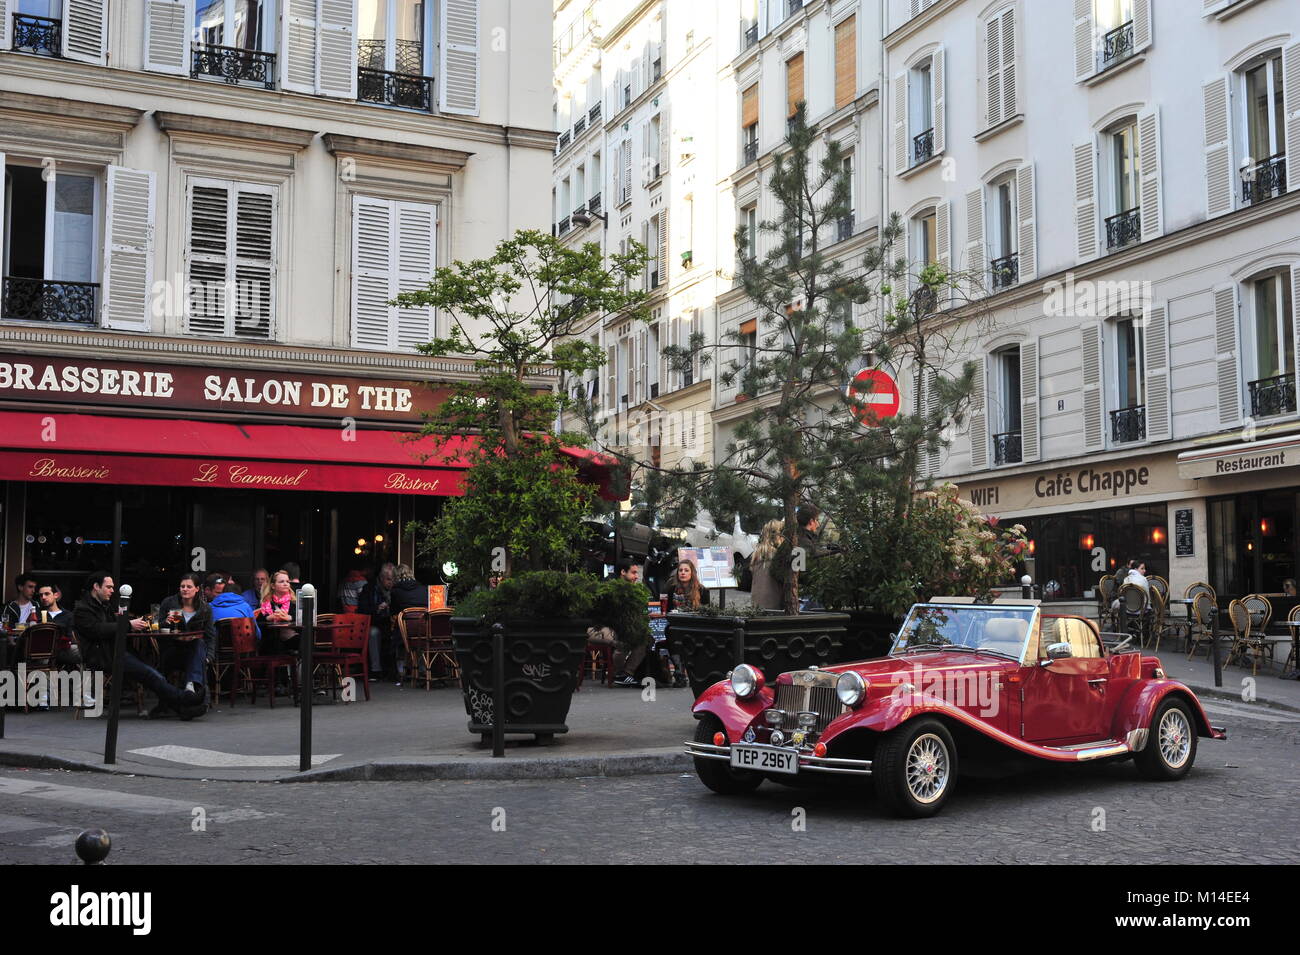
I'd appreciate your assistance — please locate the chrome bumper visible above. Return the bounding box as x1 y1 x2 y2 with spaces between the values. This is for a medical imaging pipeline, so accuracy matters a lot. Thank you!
684 740 873 777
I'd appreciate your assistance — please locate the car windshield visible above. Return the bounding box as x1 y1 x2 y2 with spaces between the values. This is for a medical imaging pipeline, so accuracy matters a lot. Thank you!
891 604 1037 660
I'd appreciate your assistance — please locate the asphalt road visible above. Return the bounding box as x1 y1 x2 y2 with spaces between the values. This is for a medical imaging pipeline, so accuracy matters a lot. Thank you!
1 697 1296 865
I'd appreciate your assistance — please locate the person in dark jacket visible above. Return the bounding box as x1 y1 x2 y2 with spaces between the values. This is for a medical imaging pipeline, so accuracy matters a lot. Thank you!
358 563 395 679
387 564 426 680
73 573 201 718
2 573 37 628
35 583 81 668
157 573 215 704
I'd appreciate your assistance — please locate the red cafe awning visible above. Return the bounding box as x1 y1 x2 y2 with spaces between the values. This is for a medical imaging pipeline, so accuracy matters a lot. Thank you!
0 410 627 500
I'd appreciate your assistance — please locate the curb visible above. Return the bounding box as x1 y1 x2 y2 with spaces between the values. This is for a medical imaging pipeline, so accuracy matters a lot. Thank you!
1180 682 1300 715
286 750 692 783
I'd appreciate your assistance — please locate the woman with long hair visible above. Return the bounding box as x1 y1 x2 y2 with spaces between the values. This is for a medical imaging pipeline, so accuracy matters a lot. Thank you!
748 519 786 611
663 559 708 688
156 572 215 707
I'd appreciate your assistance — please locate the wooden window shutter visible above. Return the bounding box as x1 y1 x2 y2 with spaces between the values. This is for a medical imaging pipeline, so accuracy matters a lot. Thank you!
62 0 108 65
658 210 669 283
1143 301 1171 441
143 0 192 76
1016 163 1036 281
1213 285 1241 427
232 187 276 340
394 201 437 350
892 72 908 173
185 181 231 338
965 188 985 297
969 358 988 470
742 83 759 127
1074 139 1098 261
786 52 804 118
935 200 951 306
931 46 945 153
441 0 480 115
1000 9 1016 118
0 4 8 48
606 343 618 412
101 166 156 332
318 0 359 99
1137 106 1163 241
985 13 1002 128
1019 340 1040 462
1133 0 1151 52
1202 75 1233 217
1292 265 1300 389
1073 0 1094 82
351 196 394 349
834 15 856 110
282 0 320 94
1081 323 1104 450
739 318 757 335
1281 43 1299 193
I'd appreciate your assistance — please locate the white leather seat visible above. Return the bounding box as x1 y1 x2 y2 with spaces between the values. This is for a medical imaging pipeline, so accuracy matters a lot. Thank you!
981 617 1029 655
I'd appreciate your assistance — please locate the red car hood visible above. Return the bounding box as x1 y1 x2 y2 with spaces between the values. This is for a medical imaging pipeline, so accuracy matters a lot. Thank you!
815 651 1018 683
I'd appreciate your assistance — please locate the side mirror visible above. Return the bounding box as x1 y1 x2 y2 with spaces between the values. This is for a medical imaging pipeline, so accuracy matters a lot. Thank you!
1041 642 1073 665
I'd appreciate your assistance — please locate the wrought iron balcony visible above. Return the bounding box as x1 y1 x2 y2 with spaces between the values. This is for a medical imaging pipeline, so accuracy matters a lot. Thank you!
1248 373 1297 417
2 277 99 325
588 193 602 214
1242 153 1287 206
588 103 602 124
12 13 61 56
557 129 571 151
990 252 1018 291
912 127 934 165
743 24 759 49
574 116 586 136
743 139 758 165
558 216 571 236
787 0 803 18
1101 20 1135 68
836 215 855 242
1105 206 1141 250
1110 405 1146 443
992 430 1022 465
358 38 423 76
191 44 276 89
357 67 432 110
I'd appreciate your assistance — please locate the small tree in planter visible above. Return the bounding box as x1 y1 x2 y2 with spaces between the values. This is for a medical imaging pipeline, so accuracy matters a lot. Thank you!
397 230 648 740
643 104 984 692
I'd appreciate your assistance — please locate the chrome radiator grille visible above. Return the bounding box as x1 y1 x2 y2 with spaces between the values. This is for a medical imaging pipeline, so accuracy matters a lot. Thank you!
773 682 846 734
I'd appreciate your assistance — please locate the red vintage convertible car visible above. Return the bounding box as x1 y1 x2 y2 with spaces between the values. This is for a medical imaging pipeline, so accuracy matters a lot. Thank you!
685 598 1226 817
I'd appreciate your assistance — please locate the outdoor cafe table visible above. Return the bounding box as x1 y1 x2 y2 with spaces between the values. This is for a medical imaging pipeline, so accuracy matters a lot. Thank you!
1282 620 1300 679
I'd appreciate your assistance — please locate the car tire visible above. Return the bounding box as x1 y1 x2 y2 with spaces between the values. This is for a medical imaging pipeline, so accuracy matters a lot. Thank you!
693 715 762 796
1134 697 1197 781
874 718 957 818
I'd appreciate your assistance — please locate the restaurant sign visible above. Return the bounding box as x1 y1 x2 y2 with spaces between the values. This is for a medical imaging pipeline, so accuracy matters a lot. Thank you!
1177 436 1300 479
960 455 1194 515
0 355 449 423
0 451 465 497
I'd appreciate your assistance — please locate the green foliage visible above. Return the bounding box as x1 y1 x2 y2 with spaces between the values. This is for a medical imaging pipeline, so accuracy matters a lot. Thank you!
456 571 652 650
804 483 1028 615
676 603 774 619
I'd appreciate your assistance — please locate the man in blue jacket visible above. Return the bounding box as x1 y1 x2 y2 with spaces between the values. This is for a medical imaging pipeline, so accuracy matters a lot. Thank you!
210 588 261 642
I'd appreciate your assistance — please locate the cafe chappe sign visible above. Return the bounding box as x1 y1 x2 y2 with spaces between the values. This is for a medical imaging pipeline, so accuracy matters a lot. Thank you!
0 355 448 422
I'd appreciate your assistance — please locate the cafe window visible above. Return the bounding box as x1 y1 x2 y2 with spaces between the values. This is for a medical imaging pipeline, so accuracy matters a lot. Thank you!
1022 503 1167 600
1208 490 1298 598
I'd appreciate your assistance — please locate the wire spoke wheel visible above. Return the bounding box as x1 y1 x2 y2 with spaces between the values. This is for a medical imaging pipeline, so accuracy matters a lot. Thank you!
904 733 950 804
1157 707 1192 769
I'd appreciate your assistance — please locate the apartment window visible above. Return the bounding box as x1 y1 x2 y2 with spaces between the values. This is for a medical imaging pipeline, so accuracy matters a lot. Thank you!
574 166 585 214
1104 119 1141 250
648 216 661 288
648 322 661 398
618 335 630 406
1 161 100 325
1096 0 1134 69
910 61 934 164
10 0 61 57
649 114 662 180
1241 52 1287 206
192 1 274 89
358 0 433 109
834 15 856 110
989 177 1017 289
741 83 759 166
1246 273 1296 417
739 204 758 267
837 154 855 241
1111 315 1146 442
914 210 937 266
786 52 804 133
352 195 436 351
622 72 632 109
739 317 758 396
186 178 276 340
619 136 632 204
992 345 1022 464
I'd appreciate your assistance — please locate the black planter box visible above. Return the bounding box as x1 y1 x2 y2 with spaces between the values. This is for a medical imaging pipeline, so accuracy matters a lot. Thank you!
451 616 590 742
666 611 850 699
837 609 901 663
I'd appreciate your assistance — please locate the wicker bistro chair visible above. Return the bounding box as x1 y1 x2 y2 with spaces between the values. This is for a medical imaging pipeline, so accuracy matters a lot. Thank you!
1097 575 1119 630
1185 592 1218 660
1118 582 1150 647
19 623 63 712
1147 587 1171 652
1149 576 1170 603
1228 597 1275 675
1241 594 1272 633
1185 581 1216 603
396 608 433 689
1283 605 1300 677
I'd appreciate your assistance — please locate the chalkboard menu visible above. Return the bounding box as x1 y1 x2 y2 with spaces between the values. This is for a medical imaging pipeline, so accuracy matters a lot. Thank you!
1174 507 1194 557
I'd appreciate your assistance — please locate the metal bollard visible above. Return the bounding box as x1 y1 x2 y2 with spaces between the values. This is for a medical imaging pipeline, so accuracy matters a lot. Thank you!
103 584 131 765
75 828 111 865
1210 605 1222 688
491 622 505 758
299 584 316 773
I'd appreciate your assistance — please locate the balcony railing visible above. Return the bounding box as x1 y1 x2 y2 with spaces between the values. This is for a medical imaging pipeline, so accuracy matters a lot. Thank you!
2 277 99 325
357 67 432 110
558 216 571 235
743 24 759 49
1105 206 1141 250
1242 153 1287 206
589 103 602 124
787 0 803 18
990 252 1018 291
992 430 1022 465
574 116 586 136
743 139 759 165
1101 20 1135 68
588 193 602 214
191 44 276 89
912 127 934 165
836 215 855 242
1110 405 1146 443
1248 374 1297 417
557 129 571 151
12 13 61 56
358 38 423 76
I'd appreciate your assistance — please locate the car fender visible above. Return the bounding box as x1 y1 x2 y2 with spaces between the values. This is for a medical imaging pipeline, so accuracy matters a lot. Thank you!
820 692 1005 746
1110 679 1226 743
691 680 773 742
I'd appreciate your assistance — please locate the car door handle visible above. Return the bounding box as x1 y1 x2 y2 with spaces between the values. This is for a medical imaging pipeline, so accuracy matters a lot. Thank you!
1087 678 1107 685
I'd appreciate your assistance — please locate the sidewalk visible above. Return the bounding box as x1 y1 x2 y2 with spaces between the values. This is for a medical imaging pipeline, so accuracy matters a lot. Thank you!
0 651 1294 784
0 681 699 783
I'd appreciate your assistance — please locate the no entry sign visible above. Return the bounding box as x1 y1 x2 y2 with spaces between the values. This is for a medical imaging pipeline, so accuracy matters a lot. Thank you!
846 368 900 426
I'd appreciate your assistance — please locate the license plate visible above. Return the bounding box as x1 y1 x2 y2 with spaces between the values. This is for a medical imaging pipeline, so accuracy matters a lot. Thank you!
730 744 798 775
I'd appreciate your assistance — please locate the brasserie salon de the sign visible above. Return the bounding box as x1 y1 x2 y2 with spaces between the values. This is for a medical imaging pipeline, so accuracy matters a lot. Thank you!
0 355 447 422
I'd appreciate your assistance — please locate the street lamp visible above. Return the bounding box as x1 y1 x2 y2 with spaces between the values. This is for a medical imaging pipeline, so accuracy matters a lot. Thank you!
570 209 608 229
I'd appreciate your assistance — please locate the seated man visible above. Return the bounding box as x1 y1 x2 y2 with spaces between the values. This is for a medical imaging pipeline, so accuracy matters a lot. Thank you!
589 558 651 687
3 573 37 628
35 582 82 669
74 572 204 720
242 568 269 611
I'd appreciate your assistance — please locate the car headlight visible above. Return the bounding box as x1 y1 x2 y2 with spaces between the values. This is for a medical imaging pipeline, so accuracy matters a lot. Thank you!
731 664 765 699
836 671 868 707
